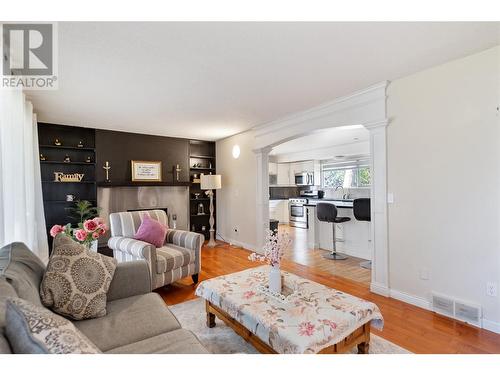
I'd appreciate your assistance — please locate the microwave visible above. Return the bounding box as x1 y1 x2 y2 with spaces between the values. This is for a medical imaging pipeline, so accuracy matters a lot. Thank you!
294 172 314 186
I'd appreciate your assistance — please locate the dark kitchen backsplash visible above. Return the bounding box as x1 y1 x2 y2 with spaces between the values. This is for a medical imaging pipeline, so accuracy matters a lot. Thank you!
269 186 301 199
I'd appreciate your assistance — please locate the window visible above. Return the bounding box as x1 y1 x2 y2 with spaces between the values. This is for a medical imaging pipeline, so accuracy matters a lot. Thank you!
322 159 371 188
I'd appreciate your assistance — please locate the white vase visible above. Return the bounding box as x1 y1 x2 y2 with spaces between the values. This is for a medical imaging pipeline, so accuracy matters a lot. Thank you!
86 240 98 252
269 265 282 294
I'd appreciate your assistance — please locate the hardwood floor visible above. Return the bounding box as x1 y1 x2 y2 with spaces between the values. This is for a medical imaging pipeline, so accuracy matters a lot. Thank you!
156 241 500 354
280 224 371 285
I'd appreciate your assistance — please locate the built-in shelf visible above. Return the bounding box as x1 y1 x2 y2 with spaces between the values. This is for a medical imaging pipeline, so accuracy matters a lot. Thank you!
40 161 96 165
189 140 216 237
38 123 97 254
190 167 215 171
39 145 95 151
190 155 215 159
42 181 96 184
44 199 97 203
97 181 190 187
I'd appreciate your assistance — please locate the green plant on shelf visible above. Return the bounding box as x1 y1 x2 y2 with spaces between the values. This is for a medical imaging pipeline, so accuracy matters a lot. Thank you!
65 200 101 223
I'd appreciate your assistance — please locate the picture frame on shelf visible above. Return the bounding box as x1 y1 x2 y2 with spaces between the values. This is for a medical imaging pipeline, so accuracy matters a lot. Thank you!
131 160 162 182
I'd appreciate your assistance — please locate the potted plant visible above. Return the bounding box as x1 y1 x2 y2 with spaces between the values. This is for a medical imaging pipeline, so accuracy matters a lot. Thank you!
248 229 292 294
49 200 107 251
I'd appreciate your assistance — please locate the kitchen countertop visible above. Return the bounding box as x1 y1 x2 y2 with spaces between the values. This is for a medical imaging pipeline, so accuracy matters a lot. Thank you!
305 198 354 208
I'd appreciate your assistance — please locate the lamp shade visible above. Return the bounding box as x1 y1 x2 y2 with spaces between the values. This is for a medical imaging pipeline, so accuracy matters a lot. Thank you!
200 174 222 190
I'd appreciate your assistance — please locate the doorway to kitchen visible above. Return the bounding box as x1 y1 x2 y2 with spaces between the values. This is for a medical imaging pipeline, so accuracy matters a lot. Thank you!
253 82 389 296
268 125 372 285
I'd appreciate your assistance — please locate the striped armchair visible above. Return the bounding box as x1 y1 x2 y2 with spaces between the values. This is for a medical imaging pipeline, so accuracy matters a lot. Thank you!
108 210 203 290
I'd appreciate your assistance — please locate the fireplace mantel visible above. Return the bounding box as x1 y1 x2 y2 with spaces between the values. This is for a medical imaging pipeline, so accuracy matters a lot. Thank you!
97 181 190 187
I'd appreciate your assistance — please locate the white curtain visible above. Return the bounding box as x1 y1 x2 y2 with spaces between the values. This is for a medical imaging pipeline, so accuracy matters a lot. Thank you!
0 89 49 263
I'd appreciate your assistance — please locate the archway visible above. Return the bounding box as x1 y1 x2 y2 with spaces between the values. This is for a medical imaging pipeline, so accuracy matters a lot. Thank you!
252 81 390 296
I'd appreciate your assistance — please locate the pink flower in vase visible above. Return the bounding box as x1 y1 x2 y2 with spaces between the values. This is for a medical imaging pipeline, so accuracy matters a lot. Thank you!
93 217 105 226
49 225 64 237
83 219 98 232
74 229 88 242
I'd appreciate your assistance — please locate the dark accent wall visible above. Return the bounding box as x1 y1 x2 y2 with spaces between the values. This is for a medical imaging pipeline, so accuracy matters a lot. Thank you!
95 130 190 184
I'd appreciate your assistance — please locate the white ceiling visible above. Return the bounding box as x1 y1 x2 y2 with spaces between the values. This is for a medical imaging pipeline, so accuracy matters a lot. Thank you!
270 125 368 155
28 22 500 141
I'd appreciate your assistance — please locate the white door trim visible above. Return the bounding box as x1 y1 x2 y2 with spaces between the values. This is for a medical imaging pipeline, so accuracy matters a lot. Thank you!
252 81 390 295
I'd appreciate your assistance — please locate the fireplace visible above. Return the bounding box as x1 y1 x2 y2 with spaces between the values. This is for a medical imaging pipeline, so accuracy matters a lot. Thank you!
97 186 189 246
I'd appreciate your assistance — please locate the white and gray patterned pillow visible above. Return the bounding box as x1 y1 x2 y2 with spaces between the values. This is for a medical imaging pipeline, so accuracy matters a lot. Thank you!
5 298 101 354
40 234 117 320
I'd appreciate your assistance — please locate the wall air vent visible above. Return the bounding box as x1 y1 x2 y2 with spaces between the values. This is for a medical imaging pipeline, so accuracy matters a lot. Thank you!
432 292 482 328
455 301 481 327
432 293 454 318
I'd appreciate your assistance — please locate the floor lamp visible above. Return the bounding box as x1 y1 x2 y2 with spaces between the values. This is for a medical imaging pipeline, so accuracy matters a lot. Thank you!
200 174 222 247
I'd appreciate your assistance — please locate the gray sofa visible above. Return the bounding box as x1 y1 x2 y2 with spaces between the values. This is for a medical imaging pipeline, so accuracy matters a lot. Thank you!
0 242 209 354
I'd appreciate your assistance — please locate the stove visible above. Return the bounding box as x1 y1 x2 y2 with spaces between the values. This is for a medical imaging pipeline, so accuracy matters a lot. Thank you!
289 198 308 228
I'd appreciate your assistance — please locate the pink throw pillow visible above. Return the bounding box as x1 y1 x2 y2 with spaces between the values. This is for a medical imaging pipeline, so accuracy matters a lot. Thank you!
134 215 168 248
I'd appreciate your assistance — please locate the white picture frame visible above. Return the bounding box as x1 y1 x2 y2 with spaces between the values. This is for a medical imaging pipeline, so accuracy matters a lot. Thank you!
131 160 162 182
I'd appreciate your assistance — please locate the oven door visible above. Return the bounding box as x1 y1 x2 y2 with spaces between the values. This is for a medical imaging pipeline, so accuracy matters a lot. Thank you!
289 204 308 228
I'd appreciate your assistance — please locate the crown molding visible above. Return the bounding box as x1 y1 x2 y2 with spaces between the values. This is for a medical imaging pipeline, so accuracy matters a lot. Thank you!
364 119 389 129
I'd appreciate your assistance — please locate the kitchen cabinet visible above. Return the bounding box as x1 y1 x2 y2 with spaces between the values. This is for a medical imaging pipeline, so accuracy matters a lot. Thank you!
313 161 321 186
277 163 291 185
272 160 321 186
269 200 289 223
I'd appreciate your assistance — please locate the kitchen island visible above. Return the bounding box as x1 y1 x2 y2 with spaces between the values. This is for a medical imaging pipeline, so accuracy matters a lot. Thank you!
305 199 372 260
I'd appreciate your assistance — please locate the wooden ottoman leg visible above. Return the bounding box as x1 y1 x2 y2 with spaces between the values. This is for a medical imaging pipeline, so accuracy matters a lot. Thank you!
357 323 370 354
206 301 216 328
357 342 369 354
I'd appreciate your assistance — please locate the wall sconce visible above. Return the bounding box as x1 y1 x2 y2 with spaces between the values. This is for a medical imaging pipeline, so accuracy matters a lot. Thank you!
232 145 240 159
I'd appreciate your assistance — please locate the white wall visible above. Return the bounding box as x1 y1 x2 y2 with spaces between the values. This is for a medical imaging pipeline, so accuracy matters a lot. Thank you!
216 130 257 250
216 46 500 329
387 46 500 327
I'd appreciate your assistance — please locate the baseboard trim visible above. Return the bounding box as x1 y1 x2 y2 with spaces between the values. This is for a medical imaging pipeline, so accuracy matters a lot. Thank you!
216 234 256 252
389 289 432 310
370 282 390 297
482 319 500 334
386 289 500 334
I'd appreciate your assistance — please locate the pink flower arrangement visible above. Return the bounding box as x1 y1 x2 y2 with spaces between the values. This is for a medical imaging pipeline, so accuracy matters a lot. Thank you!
83 219 98 232
49 225 65 237
49 216 108 247
74 228 88 242
248 229 292 268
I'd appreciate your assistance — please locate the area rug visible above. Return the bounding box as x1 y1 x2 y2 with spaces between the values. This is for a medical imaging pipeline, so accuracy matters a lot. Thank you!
170 298 411 354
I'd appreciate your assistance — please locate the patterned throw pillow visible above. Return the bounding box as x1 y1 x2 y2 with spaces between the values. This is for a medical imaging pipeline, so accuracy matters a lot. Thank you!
5 298 101 354
40 234 117 320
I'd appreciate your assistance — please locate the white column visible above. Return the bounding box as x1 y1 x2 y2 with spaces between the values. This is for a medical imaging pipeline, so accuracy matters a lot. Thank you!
254 146 272 254
365 120 390 296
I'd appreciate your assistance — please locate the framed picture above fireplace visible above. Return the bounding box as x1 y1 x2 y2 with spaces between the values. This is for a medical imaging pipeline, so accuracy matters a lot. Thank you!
131 160 162 182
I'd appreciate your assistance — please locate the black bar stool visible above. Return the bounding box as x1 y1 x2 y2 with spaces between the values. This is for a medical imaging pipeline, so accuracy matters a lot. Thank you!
316 202 350 260
353 198 371 269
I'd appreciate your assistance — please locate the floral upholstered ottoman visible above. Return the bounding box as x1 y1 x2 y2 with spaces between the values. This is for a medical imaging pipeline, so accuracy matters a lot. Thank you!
195 266 384 354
